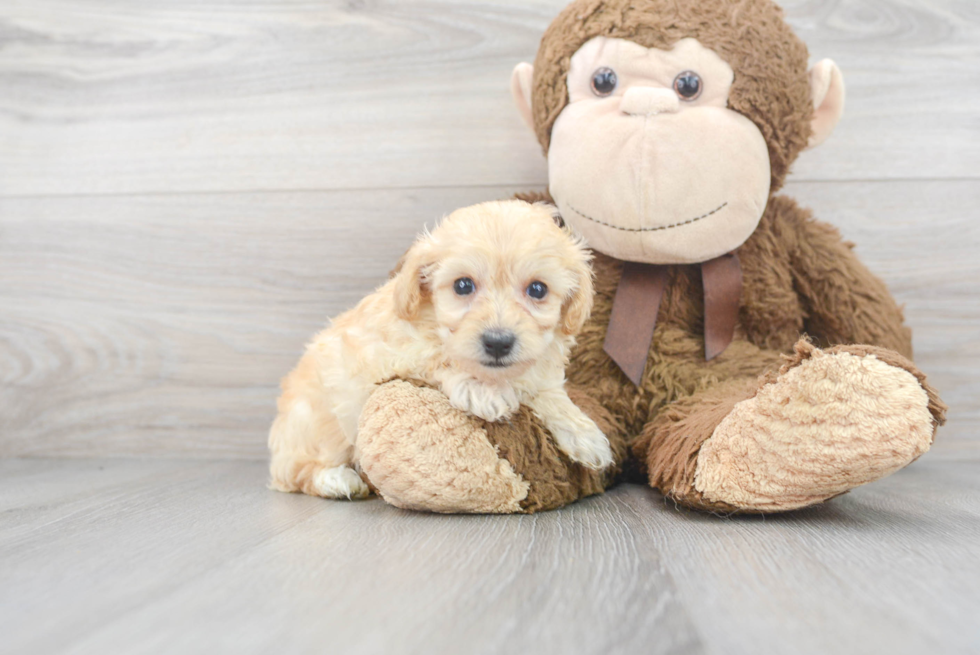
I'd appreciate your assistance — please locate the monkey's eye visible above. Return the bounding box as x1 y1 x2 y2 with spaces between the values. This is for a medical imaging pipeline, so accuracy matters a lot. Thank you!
526 281 548 300
590 67 618 97
453 278 475 296
673 71 702 100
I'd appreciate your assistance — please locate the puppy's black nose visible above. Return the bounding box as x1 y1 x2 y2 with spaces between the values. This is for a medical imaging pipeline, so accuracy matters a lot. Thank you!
482 329 516 359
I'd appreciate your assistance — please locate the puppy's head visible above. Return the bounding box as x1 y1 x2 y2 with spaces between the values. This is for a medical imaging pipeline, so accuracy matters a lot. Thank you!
394 200 593 380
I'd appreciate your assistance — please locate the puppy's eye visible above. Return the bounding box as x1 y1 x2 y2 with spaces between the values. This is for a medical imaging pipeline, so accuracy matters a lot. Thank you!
590 67 618 97
526 281 548 300
673 71 702 100
453 277 475 296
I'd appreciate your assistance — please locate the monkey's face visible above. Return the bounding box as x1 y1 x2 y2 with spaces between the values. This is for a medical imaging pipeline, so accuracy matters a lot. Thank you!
547 37 771 265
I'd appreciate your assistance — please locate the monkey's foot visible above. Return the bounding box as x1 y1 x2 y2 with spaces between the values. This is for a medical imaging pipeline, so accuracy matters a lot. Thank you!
357 380 530 514
693 343 944 512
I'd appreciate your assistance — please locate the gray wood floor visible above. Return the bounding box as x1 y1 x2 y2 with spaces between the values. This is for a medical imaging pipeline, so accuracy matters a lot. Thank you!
1 458 979 655
1 1 979 653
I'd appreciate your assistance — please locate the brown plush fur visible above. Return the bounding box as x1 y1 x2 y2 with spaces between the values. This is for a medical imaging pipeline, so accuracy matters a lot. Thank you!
485 387 628 513
634 378 759 513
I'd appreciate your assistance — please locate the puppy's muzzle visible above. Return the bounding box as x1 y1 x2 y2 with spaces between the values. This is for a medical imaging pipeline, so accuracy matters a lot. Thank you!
481 329 516 366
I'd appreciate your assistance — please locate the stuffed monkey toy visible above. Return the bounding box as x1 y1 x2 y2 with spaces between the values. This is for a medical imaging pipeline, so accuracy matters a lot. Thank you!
354 0 947 514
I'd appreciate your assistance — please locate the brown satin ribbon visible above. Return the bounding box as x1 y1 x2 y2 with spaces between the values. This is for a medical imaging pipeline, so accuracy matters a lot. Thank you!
702 253 742 361
602 253 743 386
603 262 669 386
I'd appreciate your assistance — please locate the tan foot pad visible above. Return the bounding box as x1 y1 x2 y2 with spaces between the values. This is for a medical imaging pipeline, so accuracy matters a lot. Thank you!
694 349 934 512
357 380 530 514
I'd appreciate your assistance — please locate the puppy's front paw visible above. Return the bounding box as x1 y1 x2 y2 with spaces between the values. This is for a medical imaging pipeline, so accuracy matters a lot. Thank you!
313 465 371 500
553 422 614 470
448 378 519 423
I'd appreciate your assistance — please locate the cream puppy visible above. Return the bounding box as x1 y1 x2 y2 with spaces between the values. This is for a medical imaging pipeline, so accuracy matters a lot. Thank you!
268 200 614 500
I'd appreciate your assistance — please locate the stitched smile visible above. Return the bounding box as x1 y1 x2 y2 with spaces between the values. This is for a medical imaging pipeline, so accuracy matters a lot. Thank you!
567 201 728 232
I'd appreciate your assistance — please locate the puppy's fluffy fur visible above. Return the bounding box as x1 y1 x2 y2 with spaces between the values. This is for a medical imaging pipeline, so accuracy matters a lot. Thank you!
268 200 613 499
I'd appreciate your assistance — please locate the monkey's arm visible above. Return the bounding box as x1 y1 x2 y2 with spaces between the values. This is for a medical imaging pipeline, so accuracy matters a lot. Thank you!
786 203 912 358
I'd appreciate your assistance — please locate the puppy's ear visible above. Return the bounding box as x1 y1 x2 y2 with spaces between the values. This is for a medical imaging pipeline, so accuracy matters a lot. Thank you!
393 235 435 320
561 243 595 335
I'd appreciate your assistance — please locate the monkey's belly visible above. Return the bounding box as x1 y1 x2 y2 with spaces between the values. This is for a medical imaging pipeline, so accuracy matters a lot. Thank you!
569 324 785 440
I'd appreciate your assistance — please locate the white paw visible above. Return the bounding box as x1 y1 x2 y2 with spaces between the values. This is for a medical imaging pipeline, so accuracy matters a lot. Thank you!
314 465 370 500
553 422 614 470
447 378 519 423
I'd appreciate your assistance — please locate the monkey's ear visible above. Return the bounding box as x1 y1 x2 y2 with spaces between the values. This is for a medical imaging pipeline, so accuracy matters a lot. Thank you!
807 59 846 149
510 63 536 133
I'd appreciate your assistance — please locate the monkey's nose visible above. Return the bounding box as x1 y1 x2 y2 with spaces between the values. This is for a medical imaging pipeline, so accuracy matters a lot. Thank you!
482 329 516 359
620 87 679 116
